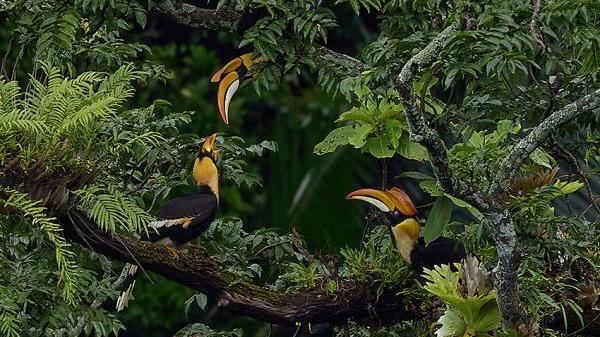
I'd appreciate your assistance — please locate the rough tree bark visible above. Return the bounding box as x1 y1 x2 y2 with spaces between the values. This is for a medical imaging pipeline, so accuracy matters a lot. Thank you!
61 210 424 326
148 1 600 333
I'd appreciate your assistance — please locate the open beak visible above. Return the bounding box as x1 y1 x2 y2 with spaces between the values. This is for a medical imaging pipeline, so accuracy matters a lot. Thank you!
346 187 417 216
201 133 218 153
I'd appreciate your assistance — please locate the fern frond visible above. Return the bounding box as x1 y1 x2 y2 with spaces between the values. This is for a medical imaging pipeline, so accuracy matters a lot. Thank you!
0 189 80 304
0 307 20 337
75 186 153 234
0 109 48 135
0 79 21 113
97 63 139 99
59 96 119 133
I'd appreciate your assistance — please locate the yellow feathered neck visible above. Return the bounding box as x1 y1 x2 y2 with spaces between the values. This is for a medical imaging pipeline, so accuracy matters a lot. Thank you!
193 157 219 199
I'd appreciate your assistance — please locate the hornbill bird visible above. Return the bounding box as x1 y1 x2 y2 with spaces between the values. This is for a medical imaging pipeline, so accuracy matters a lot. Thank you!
346 187 466 274
113 133 220 311
211 53 267 125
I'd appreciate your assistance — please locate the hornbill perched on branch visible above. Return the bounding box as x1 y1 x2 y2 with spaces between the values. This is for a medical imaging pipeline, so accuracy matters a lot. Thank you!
112 133 220 311
211 53 267 125
346 187 466 274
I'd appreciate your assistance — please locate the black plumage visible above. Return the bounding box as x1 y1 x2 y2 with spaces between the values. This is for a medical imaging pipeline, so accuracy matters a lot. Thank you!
111 133 220 311
143 187 218 246
410 237 467 275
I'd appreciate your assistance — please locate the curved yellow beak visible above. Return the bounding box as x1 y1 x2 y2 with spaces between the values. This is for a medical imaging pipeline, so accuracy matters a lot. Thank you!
211 53 269 125
346 187 417 216
211 53 255 125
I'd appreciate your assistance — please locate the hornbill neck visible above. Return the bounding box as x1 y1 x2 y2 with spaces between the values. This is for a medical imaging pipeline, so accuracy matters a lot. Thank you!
390 218 421 263
392 229 417 263
193 157 219 201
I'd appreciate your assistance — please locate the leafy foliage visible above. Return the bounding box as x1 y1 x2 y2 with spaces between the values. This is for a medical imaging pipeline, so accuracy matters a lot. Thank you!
1 0 599 336
423 260 500 337
314 88 428 160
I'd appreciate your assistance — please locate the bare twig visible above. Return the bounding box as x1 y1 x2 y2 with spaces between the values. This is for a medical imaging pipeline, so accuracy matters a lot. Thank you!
288 227 314 263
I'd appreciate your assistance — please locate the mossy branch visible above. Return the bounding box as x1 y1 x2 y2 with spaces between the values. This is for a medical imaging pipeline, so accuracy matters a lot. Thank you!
61 210 422 326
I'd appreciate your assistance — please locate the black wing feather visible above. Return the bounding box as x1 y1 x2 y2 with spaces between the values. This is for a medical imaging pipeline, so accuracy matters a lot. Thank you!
144 192 218 244
411 237 466 274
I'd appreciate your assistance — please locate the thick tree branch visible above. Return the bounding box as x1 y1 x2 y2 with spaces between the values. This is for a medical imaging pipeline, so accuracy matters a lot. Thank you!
530 0 549 53
307 46 367 77
154 1 241 33
391 21 535 331
491 88 600 197
62 210 422 326
153 1 367 78
486 211 527 330
392 22 490 211
393 23 461 195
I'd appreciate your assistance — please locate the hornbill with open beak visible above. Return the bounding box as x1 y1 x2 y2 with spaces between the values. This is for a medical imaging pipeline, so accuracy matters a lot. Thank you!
210 53 267 125
113 134 220 311
346 187 466 274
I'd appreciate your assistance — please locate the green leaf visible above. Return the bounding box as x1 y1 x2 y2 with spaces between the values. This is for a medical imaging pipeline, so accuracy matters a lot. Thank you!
529 148 553 168
397 133 429 161
436 309 467 337
363 135 396 158
313 125 354 155
419 180 484 220
397 171 434 181
424 197 454 244
472 300 501 332
555 180 584 194
348 124 373 148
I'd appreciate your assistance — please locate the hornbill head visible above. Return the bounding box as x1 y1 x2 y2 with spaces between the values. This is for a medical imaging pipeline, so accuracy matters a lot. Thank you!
211 53 267 125
194 133 220 197
346 187 420 262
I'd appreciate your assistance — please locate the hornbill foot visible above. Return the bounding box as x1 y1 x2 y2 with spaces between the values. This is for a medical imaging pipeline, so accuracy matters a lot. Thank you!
163 245 180 261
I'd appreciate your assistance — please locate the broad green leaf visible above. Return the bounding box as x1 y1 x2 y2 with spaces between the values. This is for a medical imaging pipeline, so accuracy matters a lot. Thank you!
397 133 429 161
472 300 501 332
337 106 371 123
555 180 584 194
363 135 396 158
529 148 553 168
424 197 454 244
313 125 354 155
348 124 373 148
435 309 467 337
468 131 484 147
419 180 484 220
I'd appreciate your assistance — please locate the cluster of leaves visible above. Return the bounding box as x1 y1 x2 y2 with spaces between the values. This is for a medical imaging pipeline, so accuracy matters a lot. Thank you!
423 258 500 337
448 120 555 193
314 88 428 160
202 217 299 280
509 181 600 328
334 320 429 337
6 0 157 76
340 226 413 296
216 136 278 188
176 323 242 337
